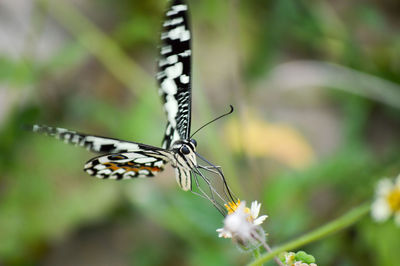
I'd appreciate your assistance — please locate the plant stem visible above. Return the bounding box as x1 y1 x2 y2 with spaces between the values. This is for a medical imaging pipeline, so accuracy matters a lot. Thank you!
248 202 370 266
252 248 261 259
262 242 284 266
252 231 284 266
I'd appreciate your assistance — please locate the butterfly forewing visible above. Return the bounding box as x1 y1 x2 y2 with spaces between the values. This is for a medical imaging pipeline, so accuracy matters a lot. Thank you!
30 124 175 180
31 125 142 154
157 0 192 149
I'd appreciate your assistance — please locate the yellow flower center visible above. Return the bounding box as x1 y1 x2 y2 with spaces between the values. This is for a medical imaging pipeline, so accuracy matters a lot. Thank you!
224 199 252 219
224 199 240 214
387 188 400 212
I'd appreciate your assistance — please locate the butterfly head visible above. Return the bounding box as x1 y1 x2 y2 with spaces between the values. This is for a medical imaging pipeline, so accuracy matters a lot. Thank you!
173 138 197 155
172 139 198 171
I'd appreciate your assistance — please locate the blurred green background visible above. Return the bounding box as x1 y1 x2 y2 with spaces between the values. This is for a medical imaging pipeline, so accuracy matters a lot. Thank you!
1 0 400 265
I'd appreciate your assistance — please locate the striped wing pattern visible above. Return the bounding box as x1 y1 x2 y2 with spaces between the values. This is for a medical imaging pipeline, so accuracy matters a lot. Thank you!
30 124 173 179
84 151 171 180
157 0 192 149
31 125 141 154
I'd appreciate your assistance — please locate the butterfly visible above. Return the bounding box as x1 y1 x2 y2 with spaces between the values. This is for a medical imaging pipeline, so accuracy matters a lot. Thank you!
29 0 235 214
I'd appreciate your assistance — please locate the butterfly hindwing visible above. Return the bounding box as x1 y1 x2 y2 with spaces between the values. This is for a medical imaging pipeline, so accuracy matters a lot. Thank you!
157 0 192 149
84 150 172 180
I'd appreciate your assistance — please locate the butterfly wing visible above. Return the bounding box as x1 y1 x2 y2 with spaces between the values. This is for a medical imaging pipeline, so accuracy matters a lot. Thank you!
28 124 160 154
84 150 173 180
157 0 192 149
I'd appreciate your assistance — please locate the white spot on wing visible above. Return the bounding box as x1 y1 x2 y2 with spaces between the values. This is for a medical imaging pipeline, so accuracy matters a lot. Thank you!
113 168 125 175
165 62 183 79
161 79 177 94
138 169 150 176
84 137 139 152
168 26 190 42
179 50 191 57
180 74 189 84
165 95 178 127
166 4 187 16
180 30 190 41
72 134 80 144
155 160 164 167
126 171 140 179
86 169 94 175
94 164 106 170
167 55 178 64
63 133 71 143
160 63 181 130
135 157 157 164
97 168 112 175
109 174 118 180
163 17 184 26
56 128 68 133
161 45 172 55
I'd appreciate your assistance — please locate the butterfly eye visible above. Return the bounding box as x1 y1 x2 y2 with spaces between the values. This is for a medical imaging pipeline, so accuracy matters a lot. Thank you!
180 145 190 155
190 139 197 147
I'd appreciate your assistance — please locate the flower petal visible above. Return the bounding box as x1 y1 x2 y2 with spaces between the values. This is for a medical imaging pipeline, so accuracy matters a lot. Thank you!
250 201 261 218
371 198 391 222
254 215 268 225
376 178 393 196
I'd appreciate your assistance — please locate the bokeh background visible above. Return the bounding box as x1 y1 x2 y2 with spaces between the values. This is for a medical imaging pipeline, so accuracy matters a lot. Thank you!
1 0 400 265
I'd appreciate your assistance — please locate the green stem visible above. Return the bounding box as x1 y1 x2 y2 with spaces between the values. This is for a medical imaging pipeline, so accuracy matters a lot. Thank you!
248 202 370 266
252 247 261 259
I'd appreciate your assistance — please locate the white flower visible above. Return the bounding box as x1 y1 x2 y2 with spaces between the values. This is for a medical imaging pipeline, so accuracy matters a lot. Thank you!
216 200 268 250
217 202 253 240
371 175 400 225
250 200 268 225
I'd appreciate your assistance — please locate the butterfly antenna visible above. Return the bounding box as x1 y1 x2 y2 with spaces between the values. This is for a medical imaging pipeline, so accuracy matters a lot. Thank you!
190 105 234 138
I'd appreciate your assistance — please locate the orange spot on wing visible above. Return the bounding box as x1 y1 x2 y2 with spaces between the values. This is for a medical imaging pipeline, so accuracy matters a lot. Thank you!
103 162 120 171
103 162 162 173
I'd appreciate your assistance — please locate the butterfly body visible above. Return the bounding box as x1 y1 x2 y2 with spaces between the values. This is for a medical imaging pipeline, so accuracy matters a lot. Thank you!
170 139 197 191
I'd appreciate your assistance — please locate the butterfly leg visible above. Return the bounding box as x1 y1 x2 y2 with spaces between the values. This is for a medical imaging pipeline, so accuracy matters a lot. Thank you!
191 171 226 215
197 165 222 175
192 168 232 210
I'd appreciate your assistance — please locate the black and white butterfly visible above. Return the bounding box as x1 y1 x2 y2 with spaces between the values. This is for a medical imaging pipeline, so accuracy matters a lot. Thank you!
29 0 235 214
